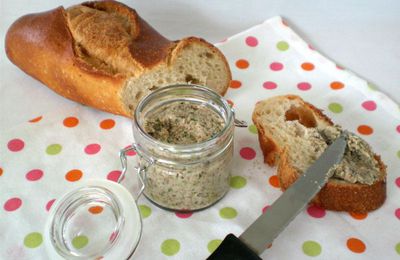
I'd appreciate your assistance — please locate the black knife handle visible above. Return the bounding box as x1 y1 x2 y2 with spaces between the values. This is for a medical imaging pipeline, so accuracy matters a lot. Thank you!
207 234 262 260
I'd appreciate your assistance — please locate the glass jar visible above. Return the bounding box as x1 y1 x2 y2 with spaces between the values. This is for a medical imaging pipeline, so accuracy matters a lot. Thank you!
121 84 235 211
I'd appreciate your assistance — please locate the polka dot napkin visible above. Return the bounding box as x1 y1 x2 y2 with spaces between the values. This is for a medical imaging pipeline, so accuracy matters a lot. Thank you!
1 16 400 259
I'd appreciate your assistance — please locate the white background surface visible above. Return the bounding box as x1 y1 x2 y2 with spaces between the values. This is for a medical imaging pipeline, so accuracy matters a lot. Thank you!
1 0 399 126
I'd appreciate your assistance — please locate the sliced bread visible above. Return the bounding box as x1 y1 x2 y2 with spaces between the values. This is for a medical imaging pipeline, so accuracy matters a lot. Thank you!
252 95 386 213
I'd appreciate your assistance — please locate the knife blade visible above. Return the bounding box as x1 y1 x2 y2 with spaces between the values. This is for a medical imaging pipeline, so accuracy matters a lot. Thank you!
207 134 347 260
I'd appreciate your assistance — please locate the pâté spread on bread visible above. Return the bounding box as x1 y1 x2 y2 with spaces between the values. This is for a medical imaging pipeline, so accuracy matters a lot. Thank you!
253 95 386 213
319 126 380 185
287 122 380 185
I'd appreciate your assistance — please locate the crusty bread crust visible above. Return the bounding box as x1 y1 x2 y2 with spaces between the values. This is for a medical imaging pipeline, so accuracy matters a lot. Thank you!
253 95 387 213
255 124 280 166
5 1 231 117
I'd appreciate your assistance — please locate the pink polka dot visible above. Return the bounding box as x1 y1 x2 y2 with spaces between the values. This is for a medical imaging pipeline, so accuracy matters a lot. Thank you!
46 199 56 211
175 211 193 218
361 101 377 111
297 82 312 91
240 147 256 160
124 145 136 157
395 208 400 219
395 177 400 188
7 139 24 152
270 62 284 71
263 81 277 90
262 205 270 213
336 64 345 70
26 169 43 181
4 198 22 211
307 205 326 218
84 144 101 155
245 36 258 47
107 170 122 182
109 231 118 242
396 125 400 134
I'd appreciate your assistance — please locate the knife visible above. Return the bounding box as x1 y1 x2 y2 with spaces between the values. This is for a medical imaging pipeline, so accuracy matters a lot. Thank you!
207 134 347 260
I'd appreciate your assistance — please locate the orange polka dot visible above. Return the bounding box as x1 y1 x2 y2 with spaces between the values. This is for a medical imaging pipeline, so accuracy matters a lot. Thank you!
357 125 373 135
227 100 234 107
100 119 115 130
0 167 3 176
347 238 366 253
330 81 345 90
88 206 104 214
29 116 42 123
301 62 315 71
269 175 280 188
230 80 242 89
236 59 249 69
349 212 368 220
63 117 79 128
65 169 83 182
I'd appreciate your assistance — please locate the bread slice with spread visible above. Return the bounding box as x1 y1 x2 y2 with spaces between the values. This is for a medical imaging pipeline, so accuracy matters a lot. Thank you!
252 95 386 213
5 1 231 117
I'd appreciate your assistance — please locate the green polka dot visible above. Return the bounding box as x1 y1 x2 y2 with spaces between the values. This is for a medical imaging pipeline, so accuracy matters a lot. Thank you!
248 124 258 134
46 144 62 155
208 239 222 253
230 176 247 189
161 239 180 256
72 235 89 249
302 240 322 256
219 207 237 219
397 150 400 159
367 82 378 91
139 204 152 218
328 103 343 113
24 232 43 248
277 41 289 51
396 242 400 255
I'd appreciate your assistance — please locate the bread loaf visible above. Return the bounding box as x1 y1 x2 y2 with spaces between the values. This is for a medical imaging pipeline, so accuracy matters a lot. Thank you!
253 95 386 213
5 1 231 117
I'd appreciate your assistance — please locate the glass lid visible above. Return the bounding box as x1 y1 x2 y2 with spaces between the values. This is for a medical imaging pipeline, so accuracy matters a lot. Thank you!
44 179 142 260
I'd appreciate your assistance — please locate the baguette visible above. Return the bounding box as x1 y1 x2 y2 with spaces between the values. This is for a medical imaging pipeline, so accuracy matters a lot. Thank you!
253 95 386 213
5 1 231 117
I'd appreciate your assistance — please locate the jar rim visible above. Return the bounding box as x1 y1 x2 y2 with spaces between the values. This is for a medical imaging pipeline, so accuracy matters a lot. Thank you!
44 180 142 259
133 84 234 153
